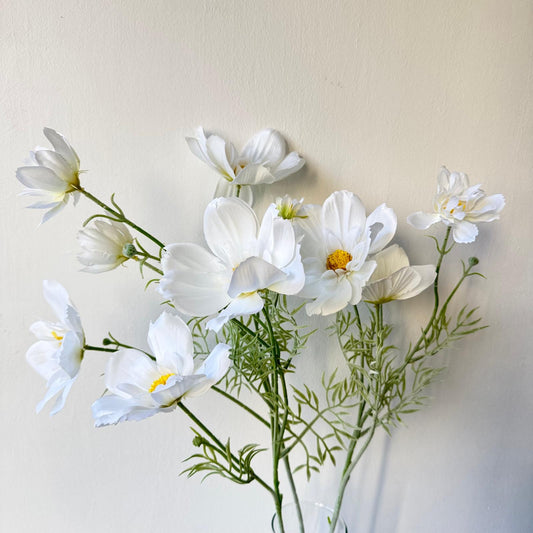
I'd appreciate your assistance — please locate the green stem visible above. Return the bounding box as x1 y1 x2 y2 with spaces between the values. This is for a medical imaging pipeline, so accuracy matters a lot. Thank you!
83 344 117 353
132 256 163 276
77 187 165 249
212 386 270 428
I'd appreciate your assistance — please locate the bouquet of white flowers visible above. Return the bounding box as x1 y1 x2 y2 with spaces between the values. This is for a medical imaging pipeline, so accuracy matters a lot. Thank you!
17 127 504 533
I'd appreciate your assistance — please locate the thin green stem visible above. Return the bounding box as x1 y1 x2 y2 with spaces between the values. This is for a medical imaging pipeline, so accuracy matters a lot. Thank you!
83 344 117 353
132 256 163 276
77 187 165 249
212 386 270 428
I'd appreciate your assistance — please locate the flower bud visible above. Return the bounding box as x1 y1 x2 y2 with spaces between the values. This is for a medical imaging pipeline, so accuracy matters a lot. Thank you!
102 337 112 346
122 243 137 258
468 256 480 267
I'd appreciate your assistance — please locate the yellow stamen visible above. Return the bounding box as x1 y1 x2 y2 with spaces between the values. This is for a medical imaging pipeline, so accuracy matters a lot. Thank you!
149 373 175 393
51 331 63 342
326 249 353 271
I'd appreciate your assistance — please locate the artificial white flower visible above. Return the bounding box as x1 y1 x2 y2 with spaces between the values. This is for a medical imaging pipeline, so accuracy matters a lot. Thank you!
16 128 81 223
362 245 436 304
407 167 505 244
274 195 308 221
299 190 397 316
186 127 305 204
78 219 135 273
26 280 85 414
160 196 305 331
91 312 231 426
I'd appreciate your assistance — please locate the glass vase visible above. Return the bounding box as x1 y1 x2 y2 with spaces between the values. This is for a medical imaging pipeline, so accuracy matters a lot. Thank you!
271 501 348 533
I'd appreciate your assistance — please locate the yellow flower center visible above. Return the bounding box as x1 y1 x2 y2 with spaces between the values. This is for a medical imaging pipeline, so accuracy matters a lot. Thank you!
326 249 353 271
51 331 64 342
149 373 175 393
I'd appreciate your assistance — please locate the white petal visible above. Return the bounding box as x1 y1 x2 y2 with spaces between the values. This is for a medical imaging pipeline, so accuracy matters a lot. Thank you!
366 204 397 254
240 129 286 167
396 265 436 300
92 395 166 427
207 292 265 331
43 127 80 171
34 150 76 184
206 134 237 180
160 243 232 316
41 201 69 224
258 216 297 269
16 166 66 192
185 343 231 398
407 212 441 230
42 280 70 323
347 260 377 305
147 312 194 376
26 340 60 380
452 220 478 243
204 197 259 266
151 375 205 405
35 371 72 414
322 191 367 247
268 245 305 295
370 245 410 281
271 151 305 180
58 330 83 378
469 193 505 222
228 257 286 298
305 272 352 316
104 349 158 395
233 164 277 185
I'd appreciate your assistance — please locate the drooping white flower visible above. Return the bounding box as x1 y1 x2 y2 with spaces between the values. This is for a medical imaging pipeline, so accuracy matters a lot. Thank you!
186 127 305 204
298 190 397 316
26 281 85 415
407 167 505 244
91 312 231 427
78 219 135 273
362 245 436 304
16 128 81 223
160 196 305 331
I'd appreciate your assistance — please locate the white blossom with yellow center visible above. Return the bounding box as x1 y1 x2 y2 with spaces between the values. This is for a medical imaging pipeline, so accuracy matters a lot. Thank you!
26 280 85 415
407 166 505 243
298 190 397 316
92 312 231 427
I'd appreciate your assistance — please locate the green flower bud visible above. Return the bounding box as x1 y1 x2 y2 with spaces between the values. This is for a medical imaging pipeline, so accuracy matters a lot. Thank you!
102 337 112 346
122 243 137 258
468 256 480 267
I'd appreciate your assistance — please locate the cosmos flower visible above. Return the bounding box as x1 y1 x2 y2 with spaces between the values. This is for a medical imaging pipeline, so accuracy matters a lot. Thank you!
160 196 305 331
298 190 397 315
186 127 305 204
16 128 81 223
92 312 231 426
26 281 85 414
407 167 505 243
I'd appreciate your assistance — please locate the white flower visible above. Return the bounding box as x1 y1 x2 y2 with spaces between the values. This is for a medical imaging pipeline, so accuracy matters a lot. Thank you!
78 220 135 273
362 245 436 304
186 127 305 204
407 167 505 243
299 190 397 316
274 195 308 221
91 312 231 426
16 128 81 223
160 197 305 331
26 281 85 415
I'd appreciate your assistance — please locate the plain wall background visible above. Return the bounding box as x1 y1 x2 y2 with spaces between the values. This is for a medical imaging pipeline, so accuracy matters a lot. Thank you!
1 1 532 532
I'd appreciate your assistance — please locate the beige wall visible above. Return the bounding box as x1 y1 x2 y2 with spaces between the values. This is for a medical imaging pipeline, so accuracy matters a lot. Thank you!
1 1 532 532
